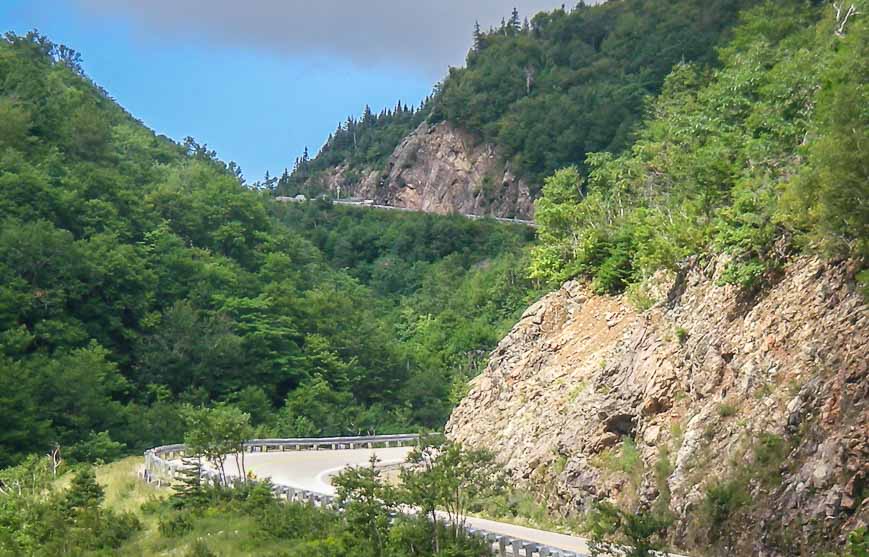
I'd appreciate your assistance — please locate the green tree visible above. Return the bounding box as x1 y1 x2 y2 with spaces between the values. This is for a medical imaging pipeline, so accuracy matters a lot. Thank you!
61 467 104 512
333 456 397 557
400 440 503 550
183 405 254 486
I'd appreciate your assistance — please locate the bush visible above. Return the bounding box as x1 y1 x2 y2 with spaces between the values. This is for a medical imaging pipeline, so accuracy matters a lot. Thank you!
587 501 673 557
66 431 126 464
701 478 749 542
186 539 217 557
158 511 195 538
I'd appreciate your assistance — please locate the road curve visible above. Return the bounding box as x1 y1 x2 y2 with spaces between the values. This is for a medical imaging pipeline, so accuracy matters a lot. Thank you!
216 447 592 556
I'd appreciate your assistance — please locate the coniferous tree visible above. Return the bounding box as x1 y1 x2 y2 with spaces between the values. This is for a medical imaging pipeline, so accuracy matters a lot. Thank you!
509 8 521 34
62 466 104 512
171 455 207 508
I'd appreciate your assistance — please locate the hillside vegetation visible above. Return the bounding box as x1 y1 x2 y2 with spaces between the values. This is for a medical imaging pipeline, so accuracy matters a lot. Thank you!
0 31 540 469
531 1 867 292
286 0 759 197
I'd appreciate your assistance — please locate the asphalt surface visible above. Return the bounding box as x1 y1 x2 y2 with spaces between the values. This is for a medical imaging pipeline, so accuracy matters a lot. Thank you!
212 447 592 555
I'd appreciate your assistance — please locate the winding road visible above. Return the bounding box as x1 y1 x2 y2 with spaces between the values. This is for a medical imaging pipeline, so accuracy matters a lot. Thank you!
215 446 592 556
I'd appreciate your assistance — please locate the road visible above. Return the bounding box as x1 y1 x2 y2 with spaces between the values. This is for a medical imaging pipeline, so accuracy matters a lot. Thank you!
278 197 538 228
214 446 592 556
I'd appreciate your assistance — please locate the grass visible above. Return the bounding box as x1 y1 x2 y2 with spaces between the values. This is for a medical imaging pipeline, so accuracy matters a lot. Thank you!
469 489 585 535
626 282 655 312
717 403 738 418
70 457 297 556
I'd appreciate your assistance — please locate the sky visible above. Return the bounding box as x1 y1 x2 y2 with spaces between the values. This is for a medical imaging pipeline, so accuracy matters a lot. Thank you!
1 0 571 181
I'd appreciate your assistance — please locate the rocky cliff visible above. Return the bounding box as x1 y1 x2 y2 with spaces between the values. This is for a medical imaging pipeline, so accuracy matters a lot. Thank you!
311 122 534 219
447 255 868 555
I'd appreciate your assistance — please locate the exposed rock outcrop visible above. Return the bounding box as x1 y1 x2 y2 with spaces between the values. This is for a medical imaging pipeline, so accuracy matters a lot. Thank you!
310 122 534 219
446 255 868 555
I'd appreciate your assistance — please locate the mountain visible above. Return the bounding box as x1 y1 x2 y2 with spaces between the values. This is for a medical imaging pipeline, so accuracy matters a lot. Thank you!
280 0 758 217
0 31 539 468
447 1 868 554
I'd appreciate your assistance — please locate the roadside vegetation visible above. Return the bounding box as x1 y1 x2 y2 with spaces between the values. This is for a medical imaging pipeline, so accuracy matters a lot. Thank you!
0 437 500 556
1 0 866 554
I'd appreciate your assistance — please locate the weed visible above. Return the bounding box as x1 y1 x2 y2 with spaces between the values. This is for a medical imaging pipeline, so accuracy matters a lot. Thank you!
754 382 773 399
552 454 568 475
701 478 749 542
158 512 194 538
717 403 738 418
185 539 217 557
675 327 689 344
568 381 588 401
627 282 655 312
752 433 788 487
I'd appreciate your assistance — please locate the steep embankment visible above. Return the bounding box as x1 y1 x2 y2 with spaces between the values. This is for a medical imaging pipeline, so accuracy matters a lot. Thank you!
313 122 534 219
447 255 868 555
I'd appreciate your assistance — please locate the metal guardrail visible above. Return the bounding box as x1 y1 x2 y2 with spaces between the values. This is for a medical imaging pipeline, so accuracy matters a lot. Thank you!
329 199 538 228
142 435 585 557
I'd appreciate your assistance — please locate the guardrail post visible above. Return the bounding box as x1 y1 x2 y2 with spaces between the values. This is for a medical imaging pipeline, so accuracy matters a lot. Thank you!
512 540 523 556
498 537 508 557
540 547 551 557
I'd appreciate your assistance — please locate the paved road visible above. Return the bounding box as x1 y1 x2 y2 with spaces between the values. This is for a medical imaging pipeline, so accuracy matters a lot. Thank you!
213 447 592 555
312 199 538 228
222 447 412 494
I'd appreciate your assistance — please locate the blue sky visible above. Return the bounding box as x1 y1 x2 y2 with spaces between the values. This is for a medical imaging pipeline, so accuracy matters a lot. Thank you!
1 0 567 181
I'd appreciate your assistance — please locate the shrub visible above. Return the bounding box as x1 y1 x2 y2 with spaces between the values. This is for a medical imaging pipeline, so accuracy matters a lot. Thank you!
701 478 749 542
159 511 195 538
752 433 788 487
186 539 217 557
587 501 673 557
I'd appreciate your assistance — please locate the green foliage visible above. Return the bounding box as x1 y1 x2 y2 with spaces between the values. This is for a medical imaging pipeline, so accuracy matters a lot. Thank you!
62 466 104 511
114 459 488 557
530 1 867 293
279 100 433 197
0 31 540 466
700 478 750 542
840 527 868 557
429 0 754 187
183 405 254 486
751 433 788 487
696 431 790 546
587 501 673 557
333 456 396 556
159 511 195 538
185 539 217 557
65 431 126 464
400 439 504 550
0 460 140 555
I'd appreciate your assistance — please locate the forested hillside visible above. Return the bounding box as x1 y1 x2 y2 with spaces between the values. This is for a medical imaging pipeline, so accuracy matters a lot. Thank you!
284 0 758 199
530 0 867 292
448 2 867 555
0 32 539 468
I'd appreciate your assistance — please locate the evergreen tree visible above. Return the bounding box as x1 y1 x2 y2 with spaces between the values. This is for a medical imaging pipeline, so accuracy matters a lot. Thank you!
473 21 483 50
171 455 207 508
63 466 104 512
509 8 521 34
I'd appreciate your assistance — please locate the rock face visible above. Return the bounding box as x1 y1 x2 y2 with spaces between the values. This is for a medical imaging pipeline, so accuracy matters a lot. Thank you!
446 255 868 555
311 122 535 219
